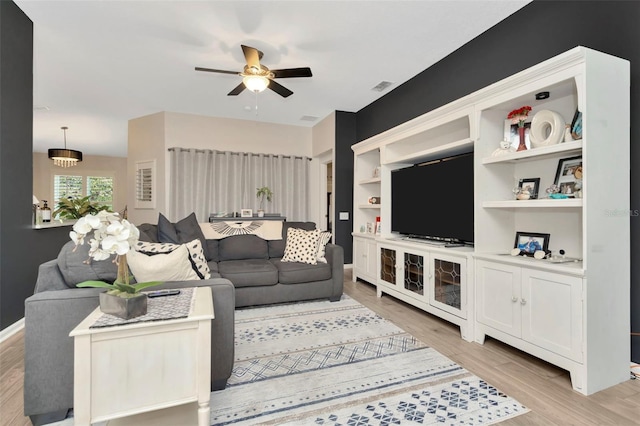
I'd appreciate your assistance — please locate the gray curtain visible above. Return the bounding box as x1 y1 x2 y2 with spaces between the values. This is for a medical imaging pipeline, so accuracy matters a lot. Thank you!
169 148 310 222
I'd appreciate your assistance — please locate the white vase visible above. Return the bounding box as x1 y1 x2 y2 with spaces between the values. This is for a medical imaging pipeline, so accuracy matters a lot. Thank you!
257 210 264 218
564 124 573 142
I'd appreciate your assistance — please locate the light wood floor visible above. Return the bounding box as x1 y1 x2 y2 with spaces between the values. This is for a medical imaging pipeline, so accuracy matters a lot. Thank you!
2 270 639 425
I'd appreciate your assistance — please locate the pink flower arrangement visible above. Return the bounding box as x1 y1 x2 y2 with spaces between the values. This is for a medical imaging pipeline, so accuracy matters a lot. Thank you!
507 106 532 127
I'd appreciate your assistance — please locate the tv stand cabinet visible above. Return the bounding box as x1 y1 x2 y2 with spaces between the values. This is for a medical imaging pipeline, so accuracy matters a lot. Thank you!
351 46 629 395
376 238 474 342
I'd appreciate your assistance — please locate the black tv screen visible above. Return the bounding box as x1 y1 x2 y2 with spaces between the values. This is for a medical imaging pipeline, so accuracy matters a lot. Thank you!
391 152 474 244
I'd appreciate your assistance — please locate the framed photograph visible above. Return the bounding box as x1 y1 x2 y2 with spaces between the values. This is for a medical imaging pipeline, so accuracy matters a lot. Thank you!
554 155 582 196
518 177 541 199
504 119 531 150
240 208 253 218
514 231 550 256
570 109 582 140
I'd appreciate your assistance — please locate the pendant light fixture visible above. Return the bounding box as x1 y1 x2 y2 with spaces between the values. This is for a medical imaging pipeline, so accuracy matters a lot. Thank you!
48 126 82 168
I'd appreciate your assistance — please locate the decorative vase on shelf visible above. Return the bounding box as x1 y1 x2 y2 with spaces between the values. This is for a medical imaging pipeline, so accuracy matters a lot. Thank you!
516 126 527 151
564 124 573 142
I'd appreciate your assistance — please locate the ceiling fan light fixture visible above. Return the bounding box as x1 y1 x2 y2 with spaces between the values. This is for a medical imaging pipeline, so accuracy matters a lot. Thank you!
242 75 269 93
48 126 82 168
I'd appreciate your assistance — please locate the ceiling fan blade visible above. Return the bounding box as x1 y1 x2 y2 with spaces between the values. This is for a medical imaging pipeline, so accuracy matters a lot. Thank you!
241 45 262 71
271 67 313 78
268 79 293 98
195 67 239 75
227 82 246 96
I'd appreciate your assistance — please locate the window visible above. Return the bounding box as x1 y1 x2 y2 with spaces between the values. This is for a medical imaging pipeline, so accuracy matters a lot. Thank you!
87 176 114 208
53 175 83 202
53 174 114 208
135 160 155 209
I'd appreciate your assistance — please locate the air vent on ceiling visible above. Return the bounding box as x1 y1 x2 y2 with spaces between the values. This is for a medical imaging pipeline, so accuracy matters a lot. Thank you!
300 115 319 122
371 81 393 92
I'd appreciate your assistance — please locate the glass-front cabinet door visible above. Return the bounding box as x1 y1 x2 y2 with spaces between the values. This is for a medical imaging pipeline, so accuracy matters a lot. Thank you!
379 244 425 299
379 247 396 286
403 252 424 296
429 254 466 318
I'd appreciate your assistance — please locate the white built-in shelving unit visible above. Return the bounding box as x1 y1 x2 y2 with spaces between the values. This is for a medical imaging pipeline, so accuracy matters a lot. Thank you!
351 46 630 395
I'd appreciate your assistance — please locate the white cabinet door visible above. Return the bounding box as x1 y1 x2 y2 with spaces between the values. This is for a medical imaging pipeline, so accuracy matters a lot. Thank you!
378 244 426 301
476 260 521 338
429 253 466 319
354 237 367 279
365 240 377 281
521 269 583 362
354 238 379 284
378 245 398 287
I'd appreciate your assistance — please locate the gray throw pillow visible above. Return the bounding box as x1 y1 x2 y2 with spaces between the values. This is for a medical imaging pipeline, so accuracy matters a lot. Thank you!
56 238 118 288
157 212 179 242
157 212 212 261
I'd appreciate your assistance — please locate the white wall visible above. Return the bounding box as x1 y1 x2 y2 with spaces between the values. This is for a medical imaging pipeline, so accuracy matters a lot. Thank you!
311 113 336 231
127 111 322 226
127 112 166 225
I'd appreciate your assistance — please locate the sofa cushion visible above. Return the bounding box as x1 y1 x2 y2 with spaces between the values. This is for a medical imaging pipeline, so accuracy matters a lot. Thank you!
157 212 212 261
137 223 159 242
282 228 320 265
127 245 200 282
271 258 332 284
205 239 219 262
218 235 268 261
57 239 118 288
316 231 332 263
135 239 211 279
268 222 316 258
207 260 219 275
218 259 278 287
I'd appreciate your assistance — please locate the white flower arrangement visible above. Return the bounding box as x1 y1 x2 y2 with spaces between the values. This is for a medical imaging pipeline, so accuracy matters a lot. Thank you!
70 210 139 261
70 211 160 297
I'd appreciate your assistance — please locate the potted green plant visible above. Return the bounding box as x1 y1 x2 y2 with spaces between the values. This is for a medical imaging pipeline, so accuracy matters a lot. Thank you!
69 210 161 319
53 195 111 220
256 186 273 218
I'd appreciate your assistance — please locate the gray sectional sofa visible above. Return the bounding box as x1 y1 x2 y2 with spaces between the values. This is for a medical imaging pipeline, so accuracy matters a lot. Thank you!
23 219 343 425
138 220 344 307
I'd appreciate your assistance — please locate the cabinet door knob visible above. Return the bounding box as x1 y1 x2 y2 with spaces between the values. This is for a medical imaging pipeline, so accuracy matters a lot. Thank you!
520 298 527 305
512 296 518 303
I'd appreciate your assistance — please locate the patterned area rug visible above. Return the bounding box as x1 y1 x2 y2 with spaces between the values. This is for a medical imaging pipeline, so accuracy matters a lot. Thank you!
210 295 528 425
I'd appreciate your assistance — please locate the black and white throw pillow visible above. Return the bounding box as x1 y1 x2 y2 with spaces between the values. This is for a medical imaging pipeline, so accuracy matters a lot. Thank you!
135 239 211 279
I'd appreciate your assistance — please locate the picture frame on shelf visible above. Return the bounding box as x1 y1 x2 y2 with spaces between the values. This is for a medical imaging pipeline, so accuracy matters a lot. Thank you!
504 119 531 150
570 109 582 140
554 155 582 197
514 231 550 257
240 209 253 218
373 166 381 178
518 177 541 199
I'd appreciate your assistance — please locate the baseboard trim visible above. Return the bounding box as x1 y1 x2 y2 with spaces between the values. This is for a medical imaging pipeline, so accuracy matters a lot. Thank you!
344 264 353 269
0 317 25 344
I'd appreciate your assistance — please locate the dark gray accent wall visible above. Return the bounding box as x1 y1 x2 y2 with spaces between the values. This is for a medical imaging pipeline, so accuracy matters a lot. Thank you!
350 0 640 361
334 111 356 264
0 2 71 332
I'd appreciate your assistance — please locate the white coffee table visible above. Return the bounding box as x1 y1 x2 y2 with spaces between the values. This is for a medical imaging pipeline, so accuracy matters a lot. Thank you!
70 287 214 426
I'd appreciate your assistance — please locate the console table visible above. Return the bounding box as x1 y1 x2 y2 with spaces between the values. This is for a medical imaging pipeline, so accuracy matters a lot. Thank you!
209 214 286 222
70 287 214 426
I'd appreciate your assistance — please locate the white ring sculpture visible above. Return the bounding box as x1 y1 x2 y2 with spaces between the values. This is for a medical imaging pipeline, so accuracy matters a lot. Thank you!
529 109 566 148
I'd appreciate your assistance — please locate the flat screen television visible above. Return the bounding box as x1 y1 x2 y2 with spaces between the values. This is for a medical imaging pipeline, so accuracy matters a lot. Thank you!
391 152 474 244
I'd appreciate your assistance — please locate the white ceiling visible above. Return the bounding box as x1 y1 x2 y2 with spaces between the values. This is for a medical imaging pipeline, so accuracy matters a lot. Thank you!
16 0 531 158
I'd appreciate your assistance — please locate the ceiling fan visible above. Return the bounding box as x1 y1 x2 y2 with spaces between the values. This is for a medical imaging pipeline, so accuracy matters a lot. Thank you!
195 45 312 98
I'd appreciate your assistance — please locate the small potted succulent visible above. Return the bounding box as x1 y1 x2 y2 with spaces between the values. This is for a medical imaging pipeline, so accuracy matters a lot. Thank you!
70 210 161 319
256 186 273 218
